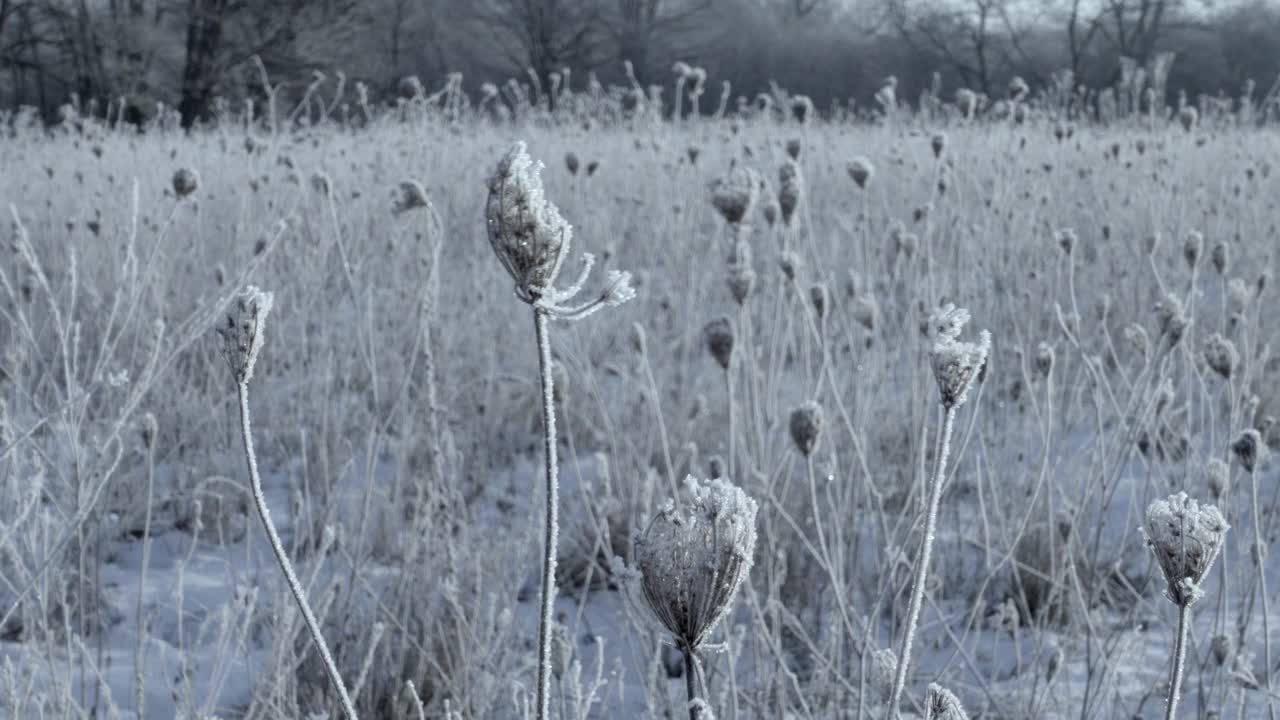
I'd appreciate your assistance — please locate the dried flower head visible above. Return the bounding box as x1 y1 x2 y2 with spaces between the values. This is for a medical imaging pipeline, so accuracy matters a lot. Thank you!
710 165 761 225
809 283 829 320
931 132 947 159
778 251 802 281
1203 333 1238 379
565 152 580 175
704 317 734 370
1178 106 1199 132
1034 341 1055 377
217 286 274 385
727 262 755 305
1154 293 1189 348
1055 228 1076 255
631 476 758 652
927 304 992 409
393 179 432 215
1232 428 1266 473
788 402 823 456
1184 231 1203 269
847 157 874 189
778 160 803 227
1211 240 1229 275
1143 492 1228 606
485 141 573 302
1211 634 1233 667
172 167 199 198
1206 458 1229 500
785 138 802 159
925 684 970 720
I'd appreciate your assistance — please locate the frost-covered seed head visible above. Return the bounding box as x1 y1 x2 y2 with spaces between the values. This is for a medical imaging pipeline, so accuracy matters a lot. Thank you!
809 283 828 320
925 683 970 720
393 179 432 215
172 167 199 198
710 166 760 226
633 476 758 652
1203 333 1238 379
869 647 897 703
1206 458 1229 500
1034 342 1055 377
707 455 725 479
1178 106 1198 132
1154 293 1189 348
788 402 823 456
927 304 992 409
847 157 874 189
1232 428 1266 473
727 263 755 305
1124 323 1150 359
1227 278 1250 313
778 251 802 281
778 160 803 226
1142 492 1229 606
785 138 802 160
1184 231 1203 269
704 317 735 370
485 141 573 302
931 132 946 159
217 286 274 385
565 152 579 175
1055 228 1076 255
1211 240 1229 275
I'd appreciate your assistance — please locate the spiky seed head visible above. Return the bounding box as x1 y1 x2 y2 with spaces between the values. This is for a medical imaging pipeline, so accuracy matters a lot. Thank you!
847 157 874 189
393 179 432 215
704 317 734 370
1233 428 1266 473
565 152 580 175
1203 333 1238 379
1142 492 1228 606
1211 240 1229 275
632 476 758 652
1184 231 1203 269
217 286 274 386
931 132 947 158
925 684 970 720
788 402 823 456
485 141 573 302
1034 342 1055 377
778 160 803 226
172 167 199 197
927 304 991 409
710 166 760 225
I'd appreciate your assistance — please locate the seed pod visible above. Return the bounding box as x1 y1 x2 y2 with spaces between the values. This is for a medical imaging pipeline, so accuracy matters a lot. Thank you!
703 317 734 370
1232 429 1265 473
217 286 274 386
927 304 992 409
485 142 572 301
1203 333 1238 379
1142 492 1229 606
172 167 199 197
788 402 823 456
847 157 874 189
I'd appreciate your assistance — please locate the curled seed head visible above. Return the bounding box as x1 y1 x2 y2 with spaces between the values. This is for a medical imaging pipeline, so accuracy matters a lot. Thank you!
1143 492 1229 606
727 263 756 305
393 179 432 215
217 286 274 386
1233 428 1266 473
704 317 735 370
1211 240 1229 275
778 160 803 227
710 165 761 225
788 402 823 456
485 141 572 302
927 304 992 409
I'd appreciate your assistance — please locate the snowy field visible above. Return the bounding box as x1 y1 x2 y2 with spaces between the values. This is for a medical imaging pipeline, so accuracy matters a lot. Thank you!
2 92 1280 719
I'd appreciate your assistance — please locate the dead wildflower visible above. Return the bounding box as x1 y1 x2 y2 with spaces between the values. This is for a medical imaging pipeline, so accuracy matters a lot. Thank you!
847 156 874 189
1143 492 1228 606
710 165 761 226
704 317 735 370
927 304 992 409
785 138 802 159
485 142 572 300
788 402 823 456
778 251 802 281
1211 240 1229 275
809 283 828 320
1203 334 1238 378
172 167 199 198
217 287 273 385
393 179 432 215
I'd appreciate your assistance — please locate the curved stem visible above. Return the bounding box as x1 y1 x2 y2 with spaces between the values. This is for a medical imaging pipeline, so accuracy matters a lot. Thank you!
1165 603 1190 720
238 382 357 719
889 405 956 718
533 308 560 720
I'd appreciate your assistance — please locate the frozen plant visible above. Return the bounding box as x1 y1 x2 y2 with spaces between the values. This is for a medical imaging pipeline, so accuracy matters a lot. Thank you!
924 683 969 720
484 141 635 720
889 303 989 718
1142 492 1228 719
628 476 758 720
217 287 358 719
709 164 761 226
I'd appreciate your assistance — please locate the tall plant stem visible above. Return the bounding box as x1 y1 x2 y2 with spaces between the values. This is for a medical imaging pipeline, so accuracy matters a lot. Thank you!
889 404 956 718
533 308 560 720
1250 466 1276 719
684 646 701 720
237 382 357 719
1165 603 1190 720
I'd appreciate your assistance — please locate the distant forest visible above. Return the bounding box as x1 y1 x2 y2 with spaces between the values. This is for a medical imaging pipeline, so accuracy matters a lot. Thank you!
1 0 1278 125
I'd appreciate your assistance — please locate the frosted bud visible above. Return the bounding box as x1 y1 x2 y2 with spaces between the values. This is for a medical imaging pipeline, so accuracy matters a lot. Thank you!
1203 333 1238 379
788 402 823 457
217 286 273 385
633 476 758 652
846 157 874 189
704 317 734 370
1142 492 1228 607
925 683 969 720
1232 428 1266 473
485 141 573 302
927 304 991 409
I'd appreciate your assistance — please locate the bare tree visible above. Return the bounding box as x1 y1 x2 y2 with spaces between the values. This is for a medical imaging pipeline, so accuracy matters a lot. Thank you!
605 0 711 85
470 0 604 89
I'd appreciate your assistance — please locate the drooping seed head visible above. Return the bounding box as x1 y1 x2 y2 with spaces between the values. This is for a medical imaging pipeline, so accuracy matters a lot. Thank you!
925 684 970 720
788 402 823 456
704 317 735 370
217 286 274 386
1232 428 1266 473
1143 492 1228 606
485 141 572 302
1203 333 1238 379
927 303 991 409
847 157 874 189
632 476 758 652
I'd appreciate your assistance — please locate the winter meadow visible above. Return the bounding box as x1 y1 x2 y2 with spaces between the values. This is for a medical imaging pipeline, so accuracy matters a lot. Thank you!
3 66 1280 720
